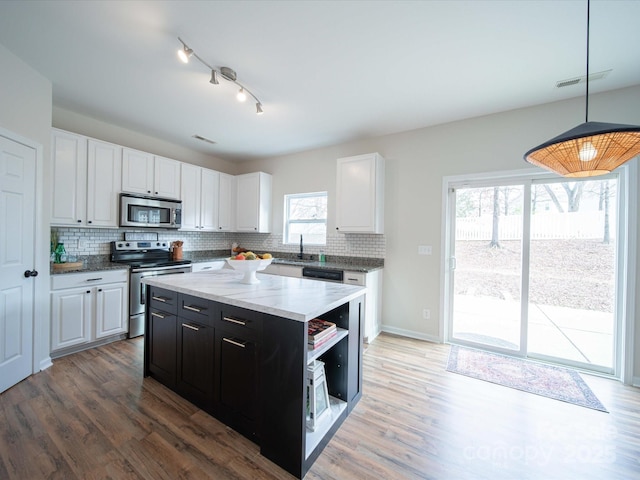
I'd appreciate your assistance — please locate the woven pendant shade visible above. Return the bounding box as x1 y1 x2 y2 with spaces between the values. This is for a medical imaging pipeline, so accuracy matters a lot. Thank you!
524 121 640 177
524 0 640 177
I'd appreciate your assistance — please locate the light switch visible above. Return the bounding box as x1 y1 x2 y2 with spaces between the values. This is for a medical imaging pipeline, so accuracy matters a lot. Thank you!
418 245 432 255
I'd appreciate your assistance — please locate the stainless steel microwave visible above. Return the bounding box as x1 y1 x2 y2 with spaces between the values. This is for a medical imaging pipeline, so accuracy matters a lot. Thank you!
119 193 182 229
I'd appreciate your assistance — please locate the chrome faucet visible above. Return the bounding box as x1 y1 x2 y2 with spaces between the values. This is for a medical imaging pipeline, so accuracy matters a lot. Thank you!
298 235 304 259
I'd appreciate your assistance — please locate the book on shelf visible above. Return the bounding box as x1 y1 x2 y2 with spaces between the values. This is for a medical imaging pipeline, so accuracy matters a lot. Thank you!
308 330 338 349
308 318 337 342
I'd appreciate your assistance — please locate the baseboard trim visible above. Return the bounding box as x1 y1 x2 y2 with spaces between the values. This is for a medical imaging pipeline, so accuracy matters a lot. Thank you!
632 376 640 387
380 325 441 343
39 357 53 371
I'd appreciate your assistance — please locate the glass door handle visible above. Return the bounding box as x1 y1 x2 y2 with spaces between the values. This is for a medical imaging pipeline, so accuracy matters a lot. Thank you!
450 257 457 270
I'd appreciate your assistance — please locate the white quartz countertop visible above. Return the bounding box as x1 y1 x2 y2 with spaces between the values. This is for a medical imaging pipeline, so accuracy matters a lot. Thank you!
142 270 366 322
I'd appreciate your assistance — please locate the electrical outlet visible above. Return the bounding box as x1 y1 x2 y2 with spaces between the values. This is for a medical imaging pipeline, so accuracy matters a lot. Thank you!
77 237 88 250
422 309 431 320
418 245 432 255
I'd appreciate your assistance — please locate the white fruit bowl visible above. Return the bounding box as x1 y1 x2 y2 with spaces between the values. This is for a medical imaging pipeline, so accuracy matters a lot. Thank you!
225 257 273 284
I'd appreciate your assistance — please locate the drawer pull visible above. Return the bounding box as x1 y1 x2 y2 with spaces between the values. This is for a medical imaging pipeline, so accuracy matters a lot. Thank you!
85 277 103 282
151 312 165 319
222 316 246 326
182 323 200 331
202 266 212 270
152 296 168 302
183 305 204 313
223 337 246 348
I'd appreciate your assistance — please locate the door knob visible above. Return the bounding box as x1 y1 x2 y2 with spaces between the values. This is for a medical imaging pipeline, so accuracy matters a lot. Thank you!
24 270 38 278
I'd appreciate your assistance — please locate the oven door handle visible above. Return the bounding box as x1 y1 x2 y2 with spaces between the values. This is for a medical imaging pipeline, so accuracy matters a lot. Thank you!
140 282 146 305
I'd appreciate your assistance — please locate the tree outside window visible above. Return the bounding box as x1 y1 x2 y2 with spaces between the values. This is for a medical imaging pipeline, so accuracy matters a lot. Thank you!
284 192 327 245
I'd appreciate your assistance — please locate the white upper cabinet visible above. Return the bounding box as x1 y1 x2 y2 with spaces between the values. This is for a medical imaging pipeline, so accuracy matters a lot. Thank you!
122 148 180 199
51 129 87 226
154 155 181 199
200 168 220 231
86 139 122 227
236 172 272 233
218 173 235 232
180 163 219 231
336 152 385 234
51 129 121 227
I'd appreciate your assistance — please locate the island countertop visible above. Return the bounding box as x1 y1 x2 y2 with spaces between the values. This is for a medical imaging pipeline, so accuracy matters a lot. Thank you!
142 269 366 322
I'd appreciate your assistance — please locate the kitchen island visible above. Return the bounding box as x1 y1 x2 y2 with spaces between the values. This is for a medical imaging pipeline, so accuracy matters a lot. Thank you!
142 270 366 479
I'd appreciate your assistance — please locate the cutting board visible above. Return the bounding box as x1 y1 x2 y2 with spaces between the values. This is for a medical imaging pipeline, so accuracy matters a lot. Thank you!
52 262 84 272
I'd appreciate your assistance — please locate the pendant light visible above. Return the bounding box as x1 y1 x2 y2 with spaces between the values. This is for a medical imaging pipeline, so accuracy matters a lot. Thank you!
524 0 640 177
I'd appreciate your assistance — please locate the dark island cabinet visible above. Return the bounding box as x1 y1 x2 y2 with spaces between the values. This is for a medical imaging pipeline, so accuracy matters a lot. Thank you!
215 305 263 441
177 316 215 410
176 293 216 410
144 285 364 480
147 306 177 387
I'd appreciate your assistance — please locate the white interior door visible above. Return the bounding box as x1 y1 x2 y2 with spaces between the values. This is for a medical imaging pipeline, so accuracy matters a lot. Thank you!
0 134 36 393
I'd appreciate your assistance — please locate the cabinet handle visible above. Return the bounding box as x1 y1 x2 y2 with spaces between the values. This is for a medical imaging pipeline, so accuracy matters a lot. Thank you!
86 290 90 294
151 312 165 319
87 220 92 224
151 296 168 302
85 278 103 282
77 219 82 223
182 323 200 331
222 316 246 326
183 305 204 313
223 337 246 348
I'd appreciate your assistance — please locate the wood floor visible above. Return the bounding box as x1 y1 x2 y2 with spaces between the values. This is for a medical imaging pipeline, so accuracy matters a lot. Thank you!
1 333 639 479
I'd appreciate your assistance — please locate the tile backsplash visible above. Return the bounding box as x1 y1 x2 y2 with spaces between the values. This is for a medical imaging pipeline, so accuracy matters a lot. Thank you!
51 228 385 259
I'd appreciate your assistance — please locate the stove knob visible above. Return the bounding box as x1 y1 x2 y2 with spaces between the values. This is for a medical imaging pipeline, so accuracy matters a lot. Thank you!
157 242 161 246
117 242 124 248
125 242 130 247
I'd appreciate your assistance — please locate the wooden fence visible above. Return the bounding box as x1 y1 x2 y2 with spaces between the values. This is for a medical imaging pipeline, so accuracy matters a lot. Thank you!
455 212 615 241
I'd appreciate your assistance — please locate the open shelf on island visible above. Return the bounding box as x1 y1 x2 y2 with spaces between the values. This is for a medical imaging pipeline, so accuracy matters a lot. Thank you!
305 395 348 459
307 327 348 364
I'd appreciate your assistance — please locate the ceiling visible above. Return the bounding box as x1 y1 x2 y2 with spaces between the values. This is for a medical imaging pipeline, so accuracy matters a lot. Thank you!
0 1 639 162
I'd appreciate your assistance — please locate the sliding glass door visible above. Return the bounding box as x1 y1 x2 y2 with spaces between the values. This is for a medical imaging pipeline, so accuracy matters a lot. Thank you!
527 179 617 370
449 184 525 353
446 174 620 374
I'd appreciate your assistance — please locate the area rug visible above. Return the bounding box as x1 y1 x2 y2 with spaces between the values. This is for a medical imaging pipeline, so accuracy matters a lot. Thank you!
446 345 608 412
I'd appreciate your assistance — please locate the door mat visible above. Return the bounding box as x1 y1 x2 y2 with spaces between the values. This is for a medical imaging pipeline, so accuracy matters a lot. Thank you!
446 345 608 412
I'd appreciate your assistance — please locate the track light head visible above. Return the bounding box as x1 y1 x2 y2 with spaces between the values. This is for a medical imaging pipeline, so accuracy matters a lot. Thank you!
209 70 219 85
256 103 264 115
178 45 193 63
237 88 247 102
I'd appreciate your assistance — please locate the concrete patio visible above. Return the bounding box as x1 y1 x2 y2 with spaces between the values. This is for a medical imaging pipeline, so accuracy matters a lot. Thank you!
452 294 614 369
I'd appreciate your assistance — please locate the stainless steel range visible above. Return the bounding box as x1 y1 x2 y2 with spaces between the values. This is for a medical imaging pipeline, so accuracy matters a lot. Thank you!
111 241 191 338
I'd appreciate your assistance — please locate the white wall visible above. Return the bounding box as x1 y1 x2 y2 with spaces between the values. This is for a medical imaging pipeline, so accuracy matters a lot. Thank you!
0 43 52 371
240 85 640 379
53 106 237 174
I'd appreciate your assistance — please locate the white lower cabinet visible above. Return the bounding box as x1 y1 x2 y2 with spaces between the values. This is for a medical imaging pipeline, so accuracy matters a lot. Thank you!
191 261 227 272
51 270 128 356
261 264 302 278
343 269 383 343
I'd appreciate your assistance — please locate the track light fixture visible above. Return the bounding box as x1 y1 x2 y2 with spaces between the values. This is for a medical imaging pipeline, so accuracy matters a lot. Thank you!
177 37 264 115
524 0 640 176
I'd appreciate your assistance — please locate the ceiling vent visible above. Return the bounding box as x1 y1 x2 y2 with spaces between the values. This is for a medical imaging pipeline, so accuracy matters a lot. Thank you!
556 69 612 88
192 134 216 145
